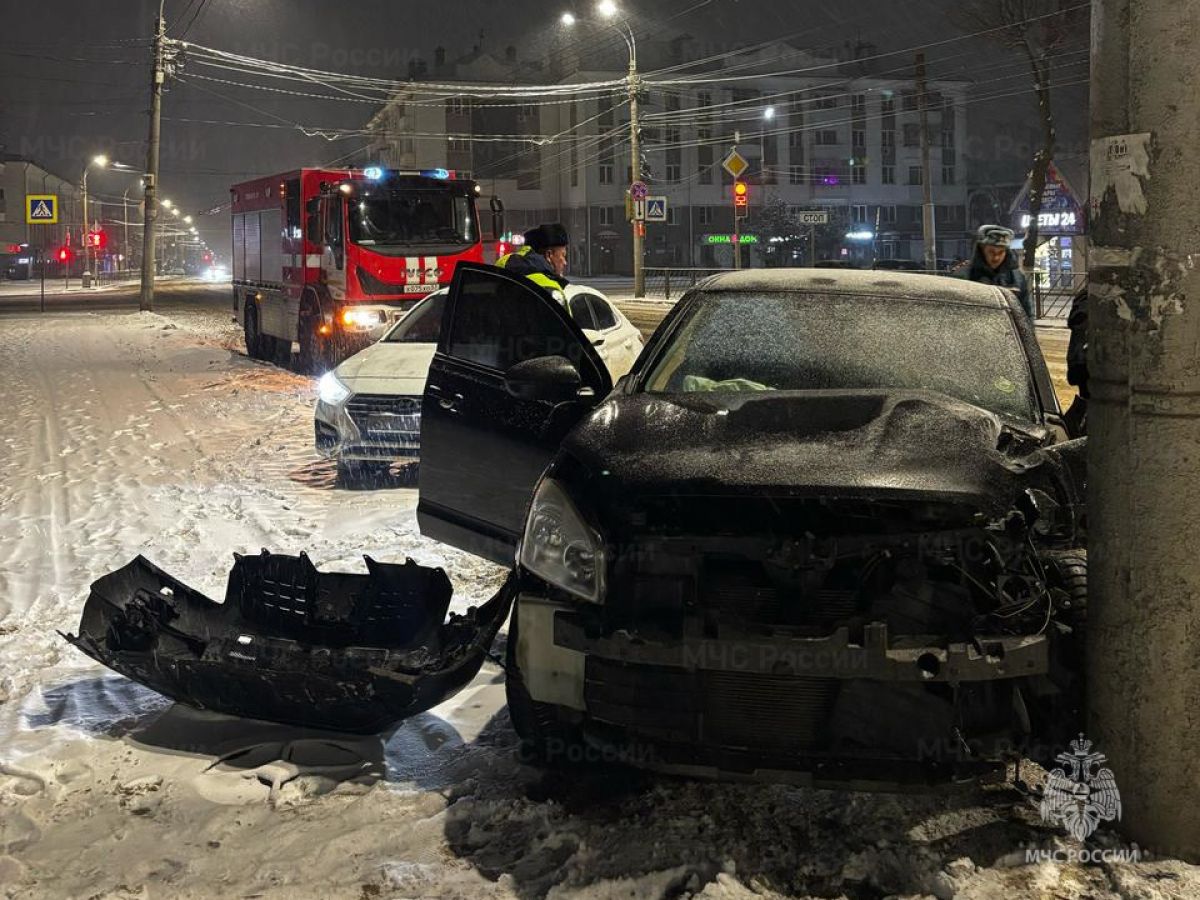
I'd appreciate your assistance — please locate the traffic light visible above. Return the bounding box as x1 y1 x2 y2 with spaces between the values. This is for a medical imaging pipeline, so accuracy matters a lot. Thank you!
88 230 107 249
57 247 72 264
733 180 749 219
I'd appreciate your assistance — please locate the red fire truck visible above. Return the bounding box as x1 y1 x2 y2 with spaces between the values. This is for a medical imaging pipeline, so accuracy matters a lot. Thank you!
230 167 502 371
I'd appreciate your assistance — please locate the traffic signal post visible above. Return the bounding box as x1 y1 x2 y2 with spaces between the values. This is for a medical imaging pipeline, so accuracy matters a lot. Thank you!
732 180 749 269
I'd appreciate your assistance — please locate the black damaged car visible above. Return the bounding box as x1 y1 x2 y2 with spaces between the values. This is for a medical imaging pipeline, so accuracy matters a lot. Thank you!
415 264 1087 786
68 263 1087 788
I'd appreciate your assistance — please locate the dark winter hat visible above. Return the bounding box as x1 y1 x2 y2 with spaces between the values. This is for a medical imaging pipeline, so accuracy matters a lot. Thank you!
524 223 570 252
976 224 1015 248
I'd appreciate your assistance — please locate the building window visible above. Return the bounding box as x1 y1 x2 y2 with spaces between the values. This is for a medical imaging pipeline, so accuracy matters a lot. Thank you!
881 130 895 148
941 130 955 149
814 93 838 110
666 206 678 226
815 129 840 145
697 91 712 107
903 123 921 147
881 96 896 118
666 164 682 183
878 205 897 224
853 164 867 185
698 206 714 225
599 207 614 226
881 166 895 185
446 98 469 116
852 129 866 149
942 165 956 185
599 164 614 184
851 94 867 117
852 204 868 223
908 166 924 185
902 91 919 111
449 138 470 153
789 165 805 185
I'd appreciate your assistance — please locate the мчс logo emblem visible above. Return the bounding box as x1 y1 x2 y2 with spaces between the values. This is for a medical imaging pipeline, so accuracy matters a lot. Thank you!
1040 734 1122 840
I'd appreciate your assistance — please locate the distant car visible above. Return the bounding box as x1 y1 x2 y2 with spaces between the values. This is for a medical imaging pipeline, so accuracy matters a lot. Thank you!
5 256 34 280
412 264 1086 785
315 279 644 484
872 258 923 271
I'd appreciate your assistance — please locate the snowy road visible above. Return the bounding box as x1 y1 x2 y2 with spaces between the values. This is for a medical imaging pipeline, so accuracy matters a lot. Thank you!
0 308 1196 899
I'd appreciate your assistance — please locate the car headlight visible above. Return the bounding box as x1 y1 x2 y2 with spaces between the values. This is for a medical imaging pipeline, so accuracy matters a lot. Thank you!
341 308 385 330
520 478 606 603
318 371 351 406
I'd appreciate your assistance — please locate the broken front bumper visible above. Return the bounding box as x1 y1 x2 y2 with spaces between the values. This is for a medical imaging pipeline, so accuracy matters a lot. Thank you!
63 553 514 734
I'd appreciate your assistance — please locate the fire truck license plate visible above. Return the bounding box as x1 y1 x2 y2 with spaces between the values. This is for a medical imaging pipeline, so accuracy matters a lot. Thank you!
409 284 439 293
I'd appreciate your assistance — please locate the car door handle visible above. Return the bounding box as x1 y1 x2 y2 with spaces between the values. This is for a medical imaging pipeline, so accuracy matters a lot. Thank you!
439 392 463 412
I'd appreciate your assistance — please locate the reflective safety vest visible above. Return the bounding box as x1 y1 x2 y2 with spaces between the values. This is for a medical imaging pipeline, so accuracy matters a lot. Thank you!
496 246 566 298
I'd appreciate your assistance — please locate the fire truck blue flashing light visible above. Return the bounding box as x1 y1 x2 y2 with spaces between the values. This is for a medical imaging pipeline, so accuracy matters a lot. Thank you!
362 166 385 180
421 168 450 180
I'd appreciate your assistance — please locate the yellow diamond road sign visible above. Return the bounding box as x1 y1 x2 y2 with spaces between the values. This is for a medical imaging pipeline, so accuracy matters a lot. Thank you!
26 194 59 224
722 149 749 179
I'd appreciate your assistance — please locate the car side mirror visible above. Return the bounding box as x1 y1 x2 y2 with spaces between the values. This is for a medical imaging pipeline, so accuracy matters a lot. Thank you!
504 356 583 403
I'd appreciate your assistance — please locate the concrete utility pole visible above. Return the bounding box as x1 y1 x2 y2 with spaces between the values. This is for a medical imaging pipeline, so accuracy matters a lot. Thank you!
1089 0 1200 863
916 49 937 272
628 53 645 297
140 0 167 312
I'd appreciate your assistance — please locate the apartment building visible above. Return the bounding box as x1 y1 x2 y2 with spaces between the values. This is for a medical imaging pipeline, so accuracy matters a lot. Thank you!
367 41 972 275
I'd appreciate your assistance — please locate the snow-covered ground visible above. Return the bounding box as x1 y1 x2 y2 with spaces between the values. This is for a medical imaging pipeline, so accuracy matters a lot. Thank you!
0 308 1196 899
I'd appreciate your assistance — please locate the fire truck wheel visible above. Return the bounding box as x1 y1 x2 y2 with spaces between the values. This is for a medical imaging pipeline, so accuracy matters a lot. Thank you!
244 303 267 360
298 300 328 375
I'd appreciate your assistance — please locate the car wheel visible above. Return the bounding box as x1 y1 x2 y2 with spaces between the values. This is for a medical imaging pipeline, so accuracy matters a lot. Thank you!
336 459 391 488
298 298 328 375
244 302 266 360
1028 549 1087 761
505 609 587 767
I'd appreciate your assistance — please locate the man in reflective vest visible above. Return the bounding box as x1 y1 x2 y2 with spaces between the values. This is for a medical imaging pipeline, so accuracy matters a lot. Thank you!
496 224 569 297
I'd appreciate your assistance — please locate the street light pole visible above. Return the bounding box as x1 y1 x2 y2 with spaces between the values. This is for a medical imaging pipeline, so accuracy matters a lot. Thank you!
627 48 644 296
140 0 167 312
1089 0 1200 862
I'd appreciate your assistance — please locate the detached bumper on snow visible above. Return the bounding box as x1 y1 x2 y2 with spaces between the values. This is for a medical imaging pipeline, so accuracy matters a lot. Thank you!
63 552 514 734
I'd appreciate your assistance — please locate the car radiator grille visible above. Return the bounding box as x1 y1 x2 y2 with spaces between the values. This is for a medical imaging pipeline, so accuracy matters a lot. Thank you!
702 561 860 634
585 658 839 752
346 394 421 443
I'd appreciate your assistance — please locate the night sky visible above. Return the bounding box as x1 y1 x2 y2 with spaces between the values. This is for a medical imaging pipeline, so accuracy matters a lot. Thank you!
1 0 1088 252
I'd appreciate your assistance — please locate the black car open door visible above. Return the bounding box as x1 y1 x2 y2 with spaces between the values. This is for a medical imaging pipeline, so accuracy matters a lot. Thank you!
418 263 612 564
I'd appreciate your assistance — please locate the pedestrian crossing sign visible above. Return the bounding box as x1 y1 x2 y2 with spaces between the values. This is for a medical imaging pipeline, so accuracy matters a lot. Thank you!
26 195 59 224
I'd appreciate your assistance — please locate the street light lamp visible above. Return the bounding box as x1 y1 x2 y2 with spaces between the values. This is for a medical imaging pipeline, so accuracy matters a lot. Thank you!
81 154 111 286
562 2 642 294
183 215 193 224
161 199 173 209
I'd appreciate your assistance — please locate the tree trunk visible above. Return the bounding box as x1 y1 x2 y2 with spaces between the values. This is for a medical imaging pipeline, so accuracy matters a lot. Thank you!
1022 40 1057 275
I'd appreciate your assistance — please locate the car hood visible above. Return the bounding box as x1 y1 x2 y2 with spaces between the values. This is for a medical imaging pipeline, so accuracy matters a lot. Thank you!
562 389 1044 515
335 341 436 393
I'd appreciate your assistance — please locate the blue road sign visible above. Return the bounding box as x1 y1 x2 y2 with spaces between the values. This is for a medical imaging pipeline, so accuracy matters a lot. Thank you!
26 195 59 224
645 196 668 223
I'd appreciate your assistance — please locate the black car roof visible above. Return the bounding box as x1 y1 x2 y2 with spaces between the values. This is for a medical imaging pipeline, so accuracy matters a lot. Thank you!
698 269 1008 308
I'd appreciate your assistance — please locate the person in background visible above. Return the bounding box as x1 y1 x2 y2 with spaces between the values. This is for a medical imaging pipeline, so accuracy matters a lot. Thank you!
963 225 1033 318
497 224 570 294
1064 282 1088 435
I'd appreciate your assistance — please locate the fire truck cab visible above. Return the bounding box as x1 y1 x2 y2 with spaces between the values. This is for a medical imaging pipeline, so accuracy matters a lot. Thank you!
230 167 498 371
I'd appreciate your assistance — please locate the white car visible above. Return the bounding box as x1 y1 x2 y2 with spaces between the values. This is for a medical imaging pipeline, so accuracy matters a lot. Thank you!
315 280 644 483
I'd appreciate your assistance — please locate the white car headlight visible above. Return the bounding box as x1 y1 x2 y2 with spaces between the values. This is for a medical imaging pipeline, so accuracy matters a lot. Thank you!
341 308 385 330
318 371 351 406
520 478 606 603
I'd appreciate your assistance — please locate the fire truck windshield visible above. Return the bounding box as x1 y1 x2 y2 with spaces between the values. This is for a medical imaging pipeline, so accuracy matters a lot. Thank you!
348 184 477 250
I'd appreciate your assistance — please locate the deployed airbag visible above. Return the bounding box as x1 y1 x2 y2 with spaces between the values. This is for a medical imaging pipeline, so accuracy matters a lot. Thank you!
63 552 515 734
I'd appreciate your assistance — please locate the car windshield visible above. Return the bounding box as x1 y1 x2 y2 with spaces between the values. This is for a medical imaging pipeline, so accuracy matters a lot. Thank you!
349 186 477 247
383 292 446 343
643 291 1038 422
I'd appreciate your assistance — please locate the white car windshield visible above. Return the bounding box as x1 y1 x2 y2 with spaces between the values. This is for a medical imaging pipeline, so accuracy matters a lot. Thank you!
383 293 446 344
643 291 1038 422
